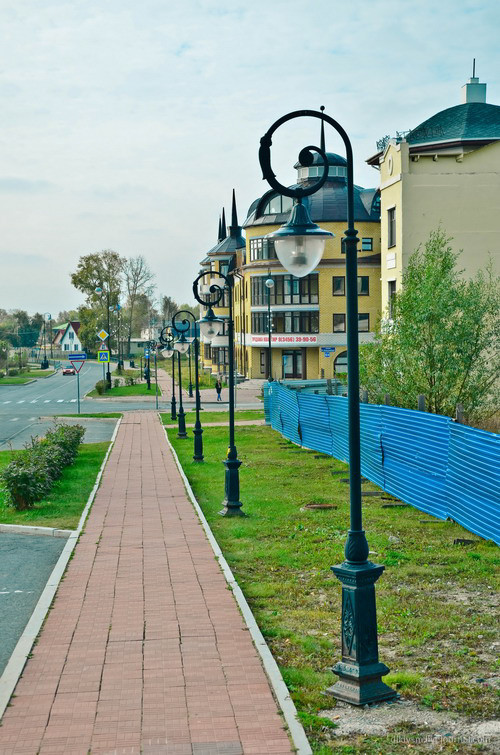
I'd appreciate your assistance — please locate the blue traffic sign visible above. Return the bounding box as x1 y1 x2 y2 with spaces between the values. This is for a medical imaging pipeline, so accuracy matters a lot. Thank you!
69 352 87 361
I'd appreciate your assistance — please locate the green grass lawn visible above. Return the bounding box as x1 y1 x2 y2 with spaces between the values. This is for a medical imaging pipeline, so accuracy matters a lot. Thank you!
160 409 264 424
58 413 122 419
0 369 55 385
87 383 162 398
0 442 110 529
168 425 499 753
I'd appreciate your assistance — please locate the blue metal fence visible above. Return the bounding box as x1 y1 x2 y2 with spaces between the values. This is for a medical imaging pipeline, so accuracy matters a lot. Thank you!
264 382 500 545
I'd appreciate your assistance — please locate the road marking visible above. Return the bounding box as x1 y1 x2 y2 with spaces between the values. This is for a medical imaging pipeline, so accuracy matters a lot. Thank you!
17 400 25 404
44 400 51 403
57 399 64 403
29 417 36 421
9 418 19 422
70 399 77 403
3 401 11 404
30 400 38 403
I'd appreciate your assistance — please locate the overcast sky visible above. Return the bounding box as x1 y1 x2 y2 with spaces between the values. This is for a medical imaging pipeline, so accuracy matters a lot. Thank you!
1 0 499 316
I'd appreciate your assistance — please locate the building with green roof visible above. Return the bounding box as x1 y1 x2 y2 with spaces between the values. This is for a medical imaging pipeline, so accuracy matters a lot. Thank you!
366 71 500 314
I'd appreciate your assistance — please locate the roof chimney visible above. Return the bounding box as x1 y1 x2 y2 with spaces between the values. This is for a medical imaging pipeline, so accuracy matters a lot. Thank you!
461 60 486 103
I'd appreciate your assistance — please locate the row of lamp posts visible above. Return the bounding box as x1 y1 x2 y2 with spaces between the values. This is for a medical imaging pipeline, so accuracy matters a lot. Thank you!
157 107 395 706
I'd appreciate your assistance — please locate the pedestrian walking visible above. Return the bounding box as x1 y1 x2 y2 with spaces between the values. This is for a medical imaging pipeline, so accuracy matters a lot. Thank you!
215 378 222 402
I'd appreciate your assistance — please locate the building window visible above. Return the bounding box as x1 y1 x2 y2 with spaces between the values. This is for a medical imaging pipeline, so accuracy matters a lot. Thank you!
361 238 373 251
333 276 345 296
262 194 294 215
388 207 396 248
333 314 346 332
358 313 370 332
251 274 318 306
252 311 319 334
358 276 369 296
68 331 74 340
249 237 278 262
388 280 397 318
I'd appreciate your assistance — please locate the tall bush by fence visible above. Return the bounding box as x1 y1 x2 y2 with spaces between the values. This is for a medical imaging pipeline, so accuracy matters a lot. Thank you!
264 382 500 545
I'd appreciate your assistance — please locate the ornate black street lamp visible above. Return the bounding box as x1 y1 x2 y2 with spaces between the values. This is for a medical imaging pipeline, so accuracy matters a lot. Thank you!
159 328 177 420
259 108 396 706
171 311 204 461
193 271 243 515
171 313 188 439
187 338 194 398
265 278 274 381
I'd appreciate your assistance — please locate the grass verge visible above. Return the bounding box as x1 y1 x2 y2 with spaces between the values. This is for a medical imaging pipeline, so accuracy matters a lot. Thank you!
160 410 264 424
0 369 56 385
57 413 122 418
0 442 110 529
168 425 499 753
87 383 162 398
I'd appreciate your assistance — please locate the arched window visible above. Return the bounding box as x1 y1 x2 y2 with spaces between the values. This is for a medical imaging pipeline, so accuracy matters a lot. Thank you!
334 350 348 374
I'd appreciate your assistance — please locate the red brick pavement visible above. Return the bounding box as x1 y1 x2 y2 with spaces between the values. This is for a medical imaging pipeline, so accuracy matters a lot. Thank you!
0 412 293 755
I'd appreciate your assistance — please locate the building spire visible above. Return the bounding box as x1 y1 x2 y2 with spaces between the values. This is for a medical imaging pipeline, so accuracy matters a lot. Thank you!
220 207 227 240
217 215 222 242
472 57 476 78
320 105 326 153
230 189 238 229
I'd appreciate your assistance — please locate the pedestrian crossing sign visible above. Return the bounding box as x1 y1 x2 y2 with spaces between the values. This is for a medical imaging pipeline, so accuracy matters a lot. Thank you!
98 351 110 363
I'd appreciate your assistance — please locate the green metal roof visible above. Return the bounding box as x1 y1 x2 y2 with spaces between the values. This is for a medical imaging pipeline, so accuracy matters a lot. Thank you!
407 102 500 145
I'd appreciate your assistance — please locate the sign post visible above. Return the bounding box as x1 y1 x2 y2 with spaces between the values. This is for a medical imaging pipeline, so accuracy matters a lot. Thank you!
69 352 87 415
97 330 110 389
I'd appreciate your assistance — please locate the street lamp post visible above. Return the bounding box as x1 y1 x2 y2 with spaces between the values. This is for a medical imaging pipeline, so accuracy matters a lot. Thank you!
171 311 203 461
159 328 177 420
95 286 112 387
193 271 243 516
187 339 194 398
259 108 396 705
170 315 188 439
265 278 274 380
41 313 51 370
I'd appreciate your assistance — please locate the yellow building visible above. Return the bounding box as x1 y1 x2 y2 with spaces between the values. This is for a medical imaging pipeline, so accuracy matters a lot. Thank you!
235 151 381 379
366 73 500 314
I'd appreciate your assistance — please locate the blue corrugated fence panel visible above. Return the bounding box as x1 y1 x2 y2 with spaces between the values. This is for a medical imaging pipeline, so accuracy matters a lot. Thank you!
298 394 332 454
279 384 301 445
446 424 500 544
263 382 270 424
269 382 282 433
360 403 385 488
380 406 449 518
327 396 350 463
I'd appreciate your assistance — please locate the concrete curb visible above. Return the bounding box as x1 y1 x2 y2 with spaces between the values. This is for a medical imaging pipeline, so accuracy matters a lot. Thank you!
162 422 312 755
0 524 71 538
0 417 122 721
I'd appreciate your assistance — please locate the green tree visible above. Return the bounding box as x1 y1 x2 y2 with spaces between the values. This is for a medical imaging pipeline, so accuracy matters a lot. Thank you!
71 249 125 305
359 230 500 420
123 255 155 355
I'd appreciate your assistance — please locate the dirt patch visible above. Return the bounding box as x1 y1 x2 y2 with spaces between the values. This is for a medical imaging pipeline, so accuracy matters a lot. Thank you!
321 698 500 752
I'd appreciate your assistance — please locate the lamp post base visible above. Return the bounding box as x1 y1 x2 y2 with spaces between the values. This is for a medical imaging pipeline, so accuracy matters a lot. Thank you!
171 396 177 421
177 407 188 438
193 426 204 462
327 559 397 707
219 455 245 516
188 382 193 398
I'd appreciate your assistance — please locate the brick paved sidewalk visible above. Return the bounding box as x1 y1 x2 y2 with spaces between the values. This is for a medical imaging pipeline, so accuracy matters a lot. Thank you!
0 412 293 755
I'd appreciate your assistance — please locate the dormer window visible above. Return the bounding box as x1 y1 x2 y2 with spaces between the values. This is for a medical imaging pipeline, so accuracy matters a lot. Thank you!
297 165 347 180
262 194 294 215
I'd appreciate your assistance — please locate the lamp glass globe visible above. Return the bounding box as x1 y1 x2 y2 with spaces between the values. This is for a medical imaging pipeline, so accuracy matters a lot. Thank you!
274 235 325 278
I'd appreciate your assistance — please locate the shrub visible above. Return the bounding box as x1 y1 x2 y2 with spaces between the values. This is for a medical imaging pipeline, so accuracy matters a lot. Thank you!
95 379 107 395
125 376 136 386
0 371 4 379
8 368 18 376
113 378 120 388
1 424 85 510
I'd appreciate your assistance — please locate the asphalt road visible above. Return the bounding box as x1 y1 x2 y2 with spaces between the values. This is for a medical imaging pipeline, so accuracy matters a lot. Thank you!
0 532 66 675
0 363 260 449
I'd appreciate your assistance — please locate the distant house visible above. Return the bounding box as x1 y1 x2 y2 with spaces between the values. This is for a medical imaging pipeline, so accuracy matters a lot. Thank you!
52 322 82 353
